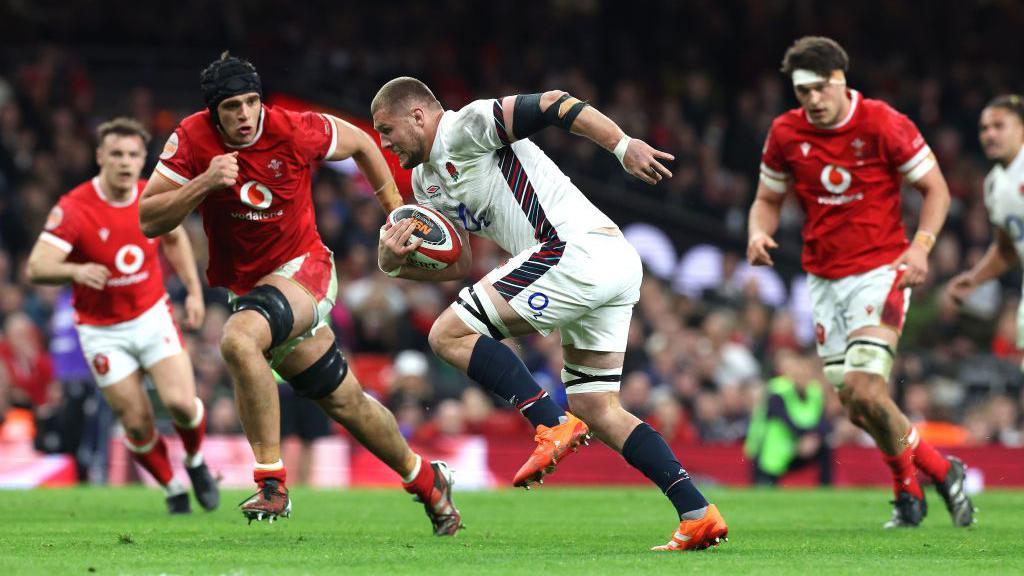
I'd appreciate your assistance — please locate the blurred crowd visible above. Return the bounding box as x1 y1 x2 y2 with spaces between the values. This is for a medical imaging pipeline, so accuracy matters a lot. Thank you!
1 1 1023 482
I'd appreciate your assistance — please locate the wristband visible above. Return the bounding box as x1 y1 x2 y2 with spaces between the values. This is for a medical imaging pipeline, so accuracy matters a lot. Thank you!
913 230 936 253
613 135 632 167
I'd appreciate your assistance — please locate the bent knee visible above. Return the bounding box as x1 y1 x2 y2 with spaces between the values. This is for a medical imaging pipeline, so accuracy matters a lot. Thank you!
427 311 467 357
567 392 618 423
220 328 262 365
164 399 195 423
121 414 155 441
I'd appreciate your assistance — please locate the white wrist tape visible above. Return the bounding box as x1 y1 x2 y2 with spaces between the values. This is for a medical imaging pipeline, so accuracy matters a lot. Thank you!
613 135 632 167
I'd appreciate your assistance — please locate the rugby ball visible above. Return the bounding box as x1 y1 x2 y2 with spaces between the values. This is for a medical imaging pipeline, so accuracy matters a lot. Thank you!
387 204 462 270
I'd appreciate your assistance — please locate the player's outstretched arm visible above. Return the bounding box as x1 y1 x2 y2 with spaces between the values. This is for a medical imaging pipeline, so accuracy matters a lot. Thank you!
378 219 472 283
498 91 674 185
891 160 951 288
945 227 1019 306
325 115 403 214
746 180 785 267
140 152 238 238
26 237 109 290
160 225 206 329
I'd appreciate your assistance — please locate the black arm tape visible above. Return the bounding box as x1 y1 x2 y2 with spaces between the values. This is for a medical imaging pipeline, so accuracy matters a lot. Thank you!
512 93 545 139
230 285 294 350
544 93 588 130
288 340 348 400
513 93 589 139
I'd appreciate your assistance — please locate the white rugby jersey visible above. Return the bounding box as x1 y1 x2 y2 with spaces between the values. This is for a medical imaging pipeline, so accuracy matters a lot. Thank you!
984 147 1024 263
411 99 616 255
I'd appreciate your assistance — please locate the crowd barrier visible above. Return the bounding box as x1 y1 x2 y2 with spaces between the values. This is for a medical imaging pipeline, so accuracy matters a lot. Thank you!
3 435 1021 490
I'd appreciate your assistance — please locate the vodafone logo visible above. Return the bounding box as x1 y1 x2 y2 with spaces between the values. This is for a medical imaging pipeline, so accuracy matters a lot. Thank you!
820 164 852 194
114 244 145 274
239 181 273 210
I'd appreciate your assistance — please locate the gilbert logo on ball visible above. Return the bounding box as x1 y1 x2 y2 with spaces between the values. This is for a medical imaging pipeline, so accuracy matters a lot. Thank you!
387 204 462 270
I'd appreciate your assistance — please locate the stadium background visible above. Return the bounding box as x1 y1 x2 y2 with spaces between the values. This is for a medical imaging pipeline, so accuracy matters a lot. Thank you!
1 0 1023 489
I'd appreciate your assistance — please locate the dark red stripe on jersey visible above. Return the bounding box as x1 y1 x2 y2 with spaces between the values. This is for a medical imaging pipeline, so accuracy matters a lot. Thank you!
496 147 559 243
492 240 566 301
493 100 511 145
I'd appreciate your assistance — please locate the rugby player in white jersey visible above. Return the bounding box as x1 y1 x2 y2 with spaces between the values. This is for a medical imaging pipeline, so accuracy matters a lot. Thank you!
372 77 728 551
947 95 1024 349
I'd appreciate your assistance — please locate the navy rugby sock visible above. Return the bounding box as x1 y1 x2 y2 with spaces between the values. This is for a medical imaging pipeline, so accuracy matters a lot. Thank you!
466 336 565 428
622 423 709 518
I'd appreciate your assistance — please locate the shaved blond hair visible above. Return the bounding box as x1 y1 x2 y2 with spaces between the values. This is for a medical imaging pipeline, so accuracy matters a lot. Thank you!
371 76 442 116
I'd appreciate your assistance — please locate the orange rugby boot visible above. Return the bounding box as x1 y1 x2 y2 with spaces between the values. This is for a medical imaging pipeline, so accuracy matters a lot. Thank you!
651 504 729 551
513 412 591 488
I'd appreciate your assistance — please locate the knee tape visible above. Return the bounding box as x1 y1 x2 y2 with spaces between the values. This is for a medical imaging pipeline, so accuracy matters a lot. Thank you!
231 284 294 349
288 340 348 399
823 355 846 390
453 285 509 340
844 337 895 381
562 362 622 395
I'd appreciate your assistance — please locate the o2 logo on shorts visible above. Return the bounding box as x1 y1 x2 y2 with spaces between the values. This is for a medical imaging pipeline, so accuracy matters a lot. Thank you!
240 181 273 210
92 353 110 376
528 292 549 319
114 244 145 274
820 164 852 194
1005 215 1024 243
457 203 490 232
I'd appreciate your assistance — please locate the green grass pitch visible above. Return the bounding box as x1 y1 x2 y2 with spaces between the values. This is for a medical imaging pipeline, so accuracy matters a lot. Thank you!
2 486 1021 575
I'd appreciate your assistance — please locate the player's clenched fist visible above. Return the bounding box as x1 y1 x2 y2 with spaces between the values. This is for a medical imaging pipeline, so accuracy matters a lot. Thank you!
747 233 778 267
203 151 239 189
72 262 110 290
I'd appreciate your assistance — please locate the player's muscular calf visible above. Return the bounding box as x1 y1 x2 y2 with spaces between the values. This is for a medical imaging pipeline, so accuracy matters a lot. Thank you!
278 328 417 477
839 373 911 455
567 391 641 452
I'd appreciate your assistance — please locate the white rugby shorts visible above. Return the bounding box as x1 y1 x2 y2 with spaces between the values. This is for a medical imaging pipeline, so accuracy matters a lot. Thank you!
77 296 184 388
228 250 339 368
808 264 911 360
454 231 642 354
